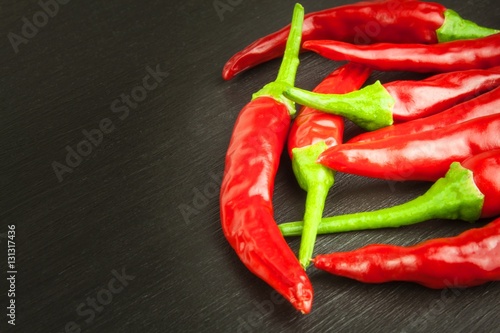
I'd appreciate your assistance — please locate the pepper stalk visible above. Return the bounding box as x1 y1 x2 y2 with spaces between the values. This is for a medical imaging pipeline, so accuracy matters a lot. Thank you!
284 81 395 131
292 142 335 269
252 3 304 116
280 162 485 236
437 9 499 42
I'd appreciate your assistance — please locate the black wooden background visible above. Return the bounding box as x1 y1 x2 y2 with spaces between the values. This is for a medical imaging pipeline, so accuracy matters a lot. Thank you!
1 1 499 332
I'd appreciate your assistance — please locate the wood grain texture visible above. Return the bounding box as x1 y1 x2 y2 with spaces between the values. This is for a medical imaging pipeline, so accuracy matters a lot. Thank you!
1 0 499 332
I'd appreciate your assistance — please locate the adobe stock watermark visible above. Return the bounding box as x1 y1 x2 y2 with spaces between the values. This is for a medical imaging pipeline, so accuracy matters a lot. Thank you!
51 63 169 182
237 290 286 333
178 171 222 225
400 279 467 333
7 0 71 54
213 0 243 21
57 267 135 333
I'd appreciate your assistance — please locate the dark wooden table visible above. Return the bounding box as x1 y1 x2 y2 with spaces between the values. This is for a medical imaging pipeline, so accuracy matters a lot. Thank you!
2 1 499 332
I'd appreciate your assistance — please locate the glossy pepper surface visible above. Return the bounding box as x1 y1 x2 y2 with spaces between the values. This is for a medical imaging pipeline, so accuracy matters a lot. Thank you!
220 4 313 313
222 0 499 80
313 216 500 289
317 113 500 181
279 150 500 237
284 67 500 129
303 33 500 73
288 63 371 268
349 86 500 143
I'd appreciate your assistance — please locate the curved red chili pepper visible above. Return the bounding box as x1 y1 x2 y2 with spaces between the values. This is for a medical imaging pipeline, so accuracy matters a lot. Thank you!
314 215 500 289
348 85 500 143
223 0 444 80
287 63 371 268
220 4 313 313
318 113 500 182
221 97 312 312
303 33 500 73
223 1 499 80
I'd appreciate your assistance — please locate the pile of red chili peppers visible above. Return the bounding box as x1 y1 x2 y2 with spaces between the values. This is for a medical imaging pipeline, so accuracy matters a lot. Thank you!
220 1 500 314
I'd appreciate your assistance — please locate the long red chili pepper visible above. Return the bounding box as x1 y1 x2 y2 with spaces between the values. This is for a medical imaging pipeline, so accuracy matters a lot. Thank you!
303 33 500 73
313 215 500 289
283 67 500 129
317 113 500 181
222 0 499 80
348 86 500 143
288 63 371 268
220 4 313 314
280 150 500 236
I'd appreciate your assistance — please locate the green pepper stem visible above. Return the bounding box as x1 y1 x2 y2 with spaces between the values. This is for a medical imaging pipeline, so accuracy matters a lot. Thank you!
283 81 395 131
291 142 334 269
437 9 500 43
252 4 304 115
280 163 484 236
275 3 304 86
299 183 330 269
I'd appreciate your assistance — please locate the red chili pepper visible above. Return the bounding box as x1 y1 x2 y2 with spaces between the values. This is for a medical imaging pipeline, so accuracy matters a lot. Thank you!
303 33 500 73
288 63 371 268
280 150 500 237
313 213 500 289
317 113 500 182
283 67 500 129
222 1 499 80
220 5 313 313
348 86 500 143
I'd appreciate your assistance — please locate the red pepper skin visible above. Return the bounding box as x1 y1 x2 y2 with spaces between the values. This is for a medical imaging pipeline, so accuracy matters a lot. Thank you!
288 63 372 156
303 33 500 73
220 96 313 314
385 67 500 122
223 0 446 80
348 86 500 143
313 216 500 289
462 150 500 218
318 113 500 182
